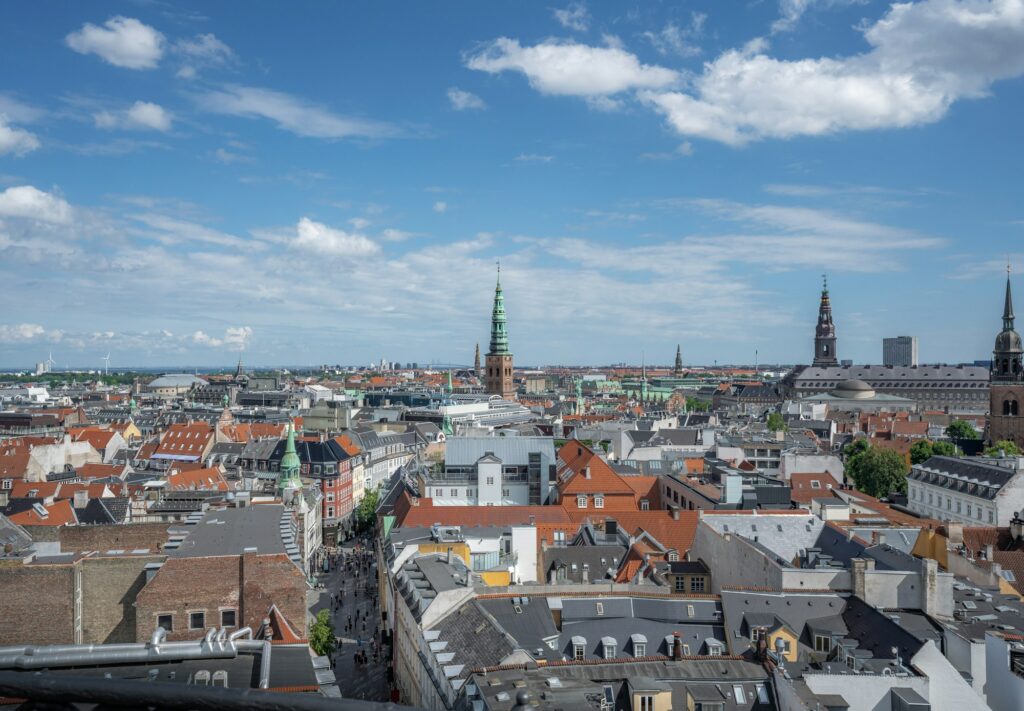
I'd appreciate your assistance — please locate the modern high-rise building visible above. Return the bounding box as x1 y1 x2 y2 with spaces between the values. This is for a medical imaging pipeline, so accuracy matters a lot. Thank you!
883 336 919 367
484 265 515 399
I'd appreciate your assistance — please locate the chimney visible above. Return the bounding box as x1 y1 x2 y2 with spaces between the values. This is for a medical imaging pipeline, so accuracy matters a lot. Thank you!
946 522 964 546
984 544 995 561
73 489 89 509
851 558 868 600
1010 513 1024 543
922 558 939 617
670 506 680 521
446 546 453 565
672 632 683 660
583 466 591 480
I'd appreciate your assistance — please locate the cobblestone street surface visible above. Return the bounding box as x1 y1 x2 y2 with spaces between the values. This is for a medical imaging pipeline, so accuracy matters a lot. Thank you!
308 534 388 701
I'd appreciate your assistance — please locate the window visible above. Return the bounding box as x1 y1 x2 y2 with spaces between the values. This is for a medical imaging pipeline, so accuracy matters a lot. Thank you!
577 495 587 509
553 531 566 545
751 627 766 643
327 506 334 518
221 609 236 627
690 577 706 593
675 577 686 592
595 602 604 616
966 503 972 517
604 643 616 659
502 488 510 497
326 492 335 502
1 479 11 490
640 499 649 511
189 611 206 630
814 635 831 653
989 510 995 524
682 644 691 655
594 495 604 509
732 686 745 704
639 696 654 711
956 500 961 513
687 604 695 618
810 480 821 489
977 506 983 520
947 497 952 510
434 489 443 497
574 643 585 660
486 477 494 486
157 614 173 632
667 550 679 562
634 642 646 657
450 489 458 497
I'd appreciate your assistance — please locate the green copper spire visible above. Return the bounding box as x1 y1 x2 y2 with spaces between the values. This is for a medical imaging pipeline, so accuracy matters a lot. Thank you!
488 263 510 356
278 424 303 495
447 370 453 393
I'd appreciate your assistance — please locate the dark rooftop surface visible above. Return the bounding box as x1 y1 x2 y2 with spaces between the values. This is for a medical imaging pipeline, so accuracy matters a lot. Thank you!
169 504 286 558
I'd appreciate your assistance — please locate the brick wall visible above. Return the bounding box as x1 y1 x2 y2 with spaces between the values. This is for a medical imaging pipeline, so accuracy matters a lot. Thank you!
60 522 171 553
135 553 307 642
0 558 75 645
81 555 164 643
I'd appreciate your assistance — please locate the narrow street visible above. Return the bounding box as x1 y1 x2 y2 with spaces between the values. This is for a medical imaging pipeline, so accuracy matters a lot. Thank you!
308 534 388 701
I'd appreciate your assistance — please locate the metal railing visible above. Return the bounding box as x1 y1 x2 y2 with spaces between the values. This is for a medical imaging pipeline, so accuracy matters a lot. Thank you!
0 671 420 711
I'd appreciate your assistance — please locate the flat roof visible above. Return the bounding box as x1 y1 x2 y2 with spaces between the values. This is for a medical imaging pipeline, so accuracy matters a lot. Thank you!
169 504 286 558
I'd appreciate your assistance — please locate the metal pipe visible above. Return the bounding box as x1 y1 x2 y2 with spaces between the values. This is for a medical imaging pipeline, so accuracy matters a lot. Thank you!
258 640 272 689
204 628 217 647
228 627 253 641
0 641 241 670
151 626 167 648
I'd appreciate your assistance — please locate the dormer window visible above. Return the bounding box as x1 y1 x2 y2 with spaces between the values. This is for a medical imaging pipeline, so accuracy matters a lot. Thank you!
577 495 587 509
594 494 604 509
601 637 616 659
572 636 586 660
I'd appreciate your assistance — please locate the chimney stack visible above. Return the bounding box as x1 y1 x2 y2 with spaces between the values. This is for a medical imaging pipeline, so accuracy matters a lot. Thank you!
672 632 682 660
73 489 89 509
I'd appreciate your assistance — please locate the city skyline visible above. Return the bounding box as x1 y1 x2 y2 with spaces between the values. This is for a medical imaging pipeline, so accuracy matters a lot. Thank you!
2 1 1024 367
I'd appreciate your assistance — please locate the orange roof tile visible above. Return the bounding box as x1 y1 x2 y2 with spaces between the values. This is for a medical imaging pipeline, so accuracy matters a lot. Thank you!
8 498 76 526
557 441 635 495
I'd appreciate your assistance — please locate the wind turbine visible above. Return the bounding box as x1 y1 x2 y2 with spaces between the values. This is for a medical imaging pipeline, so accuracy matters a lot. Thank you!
102 353 111 376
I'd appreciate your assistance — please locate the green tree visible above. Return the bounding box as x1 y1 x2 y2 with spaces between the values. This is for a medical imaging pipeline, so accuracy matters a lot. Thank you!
909 440 934 465
984 440 1021 457
766 412 788 432
355 485 382 532
946 420 980 440
309 609 337 657
847 446 908 498
844 438 870 459
931 441 958 457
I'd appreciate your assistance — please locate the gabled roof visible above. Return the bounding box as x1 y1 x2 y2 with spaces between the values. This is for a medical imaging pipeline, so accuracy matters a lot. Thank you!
557 440 636 495
397 495 573 528
77 463 126 480
7 498 77 526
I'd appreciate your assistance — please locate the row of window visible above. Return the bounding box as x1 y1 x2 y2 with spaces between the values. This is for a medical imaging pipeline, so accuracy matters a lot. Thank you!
909 485 995 523
576 494 604 509
673 576 707 593
157 608 235 632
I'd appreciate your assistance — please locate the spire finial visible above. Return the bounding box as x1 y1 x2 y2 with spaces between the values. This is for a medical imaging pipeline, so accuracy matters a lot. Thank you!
822 273 828 292
496 260 501 285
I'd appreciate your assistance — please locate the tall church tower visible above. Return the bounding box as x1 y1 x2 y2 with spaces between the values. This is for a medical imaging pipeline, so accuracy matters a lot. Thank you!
989 267 1024 446
485 265 515 399
813 276 839 367
673 344 684 376
474 342 481 378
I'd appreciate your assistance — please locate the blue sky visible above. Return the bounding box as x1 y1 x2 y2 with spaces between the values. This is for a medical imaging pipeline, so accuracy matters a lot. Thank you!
1 0 1023 368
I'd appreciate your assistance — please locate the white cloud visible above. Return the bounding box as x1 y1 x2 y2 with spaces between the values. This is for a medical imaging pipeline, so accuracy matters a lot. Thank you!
0 95 43 124
192 326 252 350
214 147 253 164
640 0 1024 145
292 217 380 257
194 85 397 139
65 16 165 69
773 0 867 33
0 186 72 224
381 228 414 241
0 323 62 343
639 142 694 160
349 217 372 230
641 13 706 57
95 101 173 132
174 33 235 79
433 201 448 213
0 117 39 156
553 3 591 31
514 153 554 162
447 87 486 111
465 38 678 98
129 213 254 249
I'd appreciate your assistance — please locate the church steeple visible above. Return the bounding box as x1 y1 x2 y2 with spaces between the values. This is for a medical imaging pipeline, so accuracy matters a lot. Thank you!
489 263 510 356
485 262 515 398
813 275 839 367
278 424 303 499
993 266 1024 383
674 344 683 376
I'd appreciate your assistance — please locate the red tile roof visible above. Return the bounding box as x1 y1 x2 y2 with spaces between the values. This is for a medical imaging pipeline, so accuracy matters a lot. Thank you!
165 467 229 492
789 473 837 504
8 498 77 526
557 440 635 495
77 463 125 480
398 496 573 528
